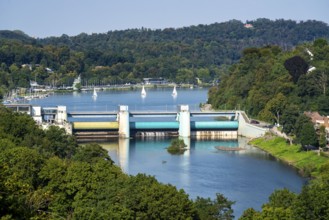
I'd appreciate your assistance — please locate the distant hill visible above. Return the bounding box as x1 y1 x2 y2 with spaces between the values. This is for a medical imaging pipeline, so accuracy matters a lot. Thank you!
38 19 329 64
0 30 35 43
0 18 329 95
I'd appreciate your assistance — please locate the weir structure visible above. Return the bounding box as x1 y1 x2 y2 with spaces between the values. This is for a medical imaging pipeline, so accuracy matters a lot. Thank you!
4 104 268 141
68 105 267 141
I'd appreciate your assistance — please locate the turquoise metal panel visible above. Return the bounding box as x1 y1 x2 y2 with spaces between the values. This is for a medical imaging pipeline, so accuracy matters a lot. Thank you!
130 121 179 130
191 121 238 130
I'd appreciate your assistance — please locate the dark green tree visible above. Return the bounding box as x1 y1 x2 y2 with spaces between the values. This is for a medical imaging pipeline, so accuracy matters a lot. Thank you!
317 95 329 115
293 183 329 220
42 125 77 158
295 114 318 148
281 104 300 135
319 125 327 149
73 143 113 164
194 193 235 220
284 56 309 83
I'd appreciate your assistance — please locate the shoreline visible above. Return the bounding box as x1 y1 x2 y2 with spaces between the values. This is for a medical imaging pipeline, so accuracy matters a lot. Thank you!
249 134 329 178
251 141 305 177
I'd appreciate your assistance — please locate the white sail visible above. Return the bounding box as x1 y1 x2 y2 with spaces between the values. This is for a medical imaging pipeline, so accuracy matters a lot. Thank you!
141 86 146 97
172 86 177 97
92 88 98 99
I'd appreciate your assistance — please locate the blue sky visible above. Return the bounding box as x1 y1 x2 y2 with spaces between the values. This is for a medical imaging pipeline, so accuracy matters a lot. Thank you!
1 0 328 38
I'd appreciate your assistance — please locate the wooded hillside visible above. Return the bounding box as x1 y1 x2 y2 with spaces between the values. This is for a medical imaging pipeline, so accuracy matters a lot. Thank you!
0 19 328 99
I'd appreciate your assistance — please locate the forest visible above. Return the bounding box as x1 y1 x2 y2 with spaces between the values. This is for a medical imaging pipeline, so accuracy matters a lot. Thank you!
1 19 329 99
208 38 329 148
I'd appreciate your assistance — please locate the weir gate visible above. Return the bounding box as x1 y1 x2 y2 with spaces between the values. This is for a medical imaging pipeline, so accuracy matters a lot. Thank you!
4 104 268 141
70 105 239 141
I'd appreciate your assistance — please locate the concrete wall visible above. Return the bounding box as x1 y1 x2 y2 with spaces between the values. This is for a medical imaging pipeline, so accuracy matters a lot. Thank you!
237 111 268 138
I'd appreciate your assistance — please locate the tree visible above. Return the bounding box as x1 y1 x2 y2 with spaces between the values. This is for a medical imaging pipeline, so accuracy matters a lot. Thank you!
318 72 328 95
263 93 287 125
0 147 44 218
167 138 187 155
194 193 235 220
239 208 260 220
319 125 327 149
264 188 296 209
281 104 300 135
313 38 328 48
42 125 77 158
293 183 329 220
73 143 113 164
284 56 308 83
317 95 329 115
295 114 318 148
241 189 296 220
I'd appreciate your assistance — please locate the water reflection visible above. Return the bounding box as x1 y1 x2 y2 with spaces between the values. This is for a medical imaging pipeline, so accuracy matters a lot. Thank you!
118 138 130 172
101 137 305 218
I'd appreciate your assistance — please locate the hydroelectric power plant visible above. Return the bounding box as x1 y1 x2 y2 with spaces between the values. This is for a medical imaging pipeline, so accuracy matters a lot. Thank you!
4 104 268 142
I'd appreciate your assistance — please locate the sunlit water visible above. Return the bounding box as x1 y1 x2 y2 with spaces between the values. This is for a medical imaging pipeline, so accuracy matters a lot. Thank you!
29 87 306 218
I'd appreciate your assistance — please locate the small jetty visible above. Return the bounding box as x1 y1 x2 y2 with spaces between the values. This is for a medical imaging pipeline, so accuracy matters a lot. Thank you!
215 146 244 151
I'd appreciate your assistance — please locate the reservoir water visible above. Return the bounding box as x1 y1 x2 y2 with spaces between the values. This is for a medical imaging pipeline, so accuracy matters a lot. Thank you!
29 87 306 218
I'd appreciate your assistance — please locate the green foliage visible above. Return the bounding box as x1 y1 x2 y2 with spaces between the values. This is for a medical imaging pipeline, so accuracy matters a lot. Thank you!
317 95 329 115
280 104 300 135
250 136 328 177
0 103 236 219
293 181 329 219
314 38 328 48
73 143 113 164
295 114 318 147
0 106 45 147
208 40 329 145
265 188 297 209
284 56 309 83
259 93 287 123
319 126 327 149
0 147 44 219
194 193 235 220
239 208 260 220
1 19 329 92
43 125 77 158
167 138 187 155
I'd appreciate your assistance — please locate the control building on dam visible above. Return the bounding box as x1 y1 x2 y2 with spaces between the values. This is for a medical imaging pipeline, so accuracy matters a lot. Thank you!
4 104 268 141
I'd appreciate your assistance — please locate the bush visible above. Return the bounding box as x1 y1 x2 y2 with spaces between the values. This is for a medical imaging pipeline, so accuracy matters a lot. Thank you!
167 138 187 155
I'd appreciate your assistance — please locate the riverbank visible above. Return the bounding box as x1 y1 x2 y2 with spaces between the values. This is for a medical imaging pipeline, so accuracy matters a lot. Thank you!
249 133 329 178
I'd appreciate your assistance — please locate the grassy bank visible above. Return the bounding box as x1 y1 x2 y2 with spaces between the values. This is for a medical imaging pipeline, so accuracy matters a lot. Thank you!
250 135 329 177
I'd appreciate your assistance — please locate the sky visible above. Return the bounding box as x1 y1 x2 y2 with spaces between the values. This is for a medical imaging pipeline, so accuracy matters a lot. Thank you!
1 0 329 38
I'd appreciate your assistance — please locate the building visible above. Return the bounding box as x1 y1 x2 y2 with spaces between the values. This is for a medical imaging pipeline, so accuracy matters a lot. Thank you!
244 23 253 28
304 111 329 146
143 77 168 85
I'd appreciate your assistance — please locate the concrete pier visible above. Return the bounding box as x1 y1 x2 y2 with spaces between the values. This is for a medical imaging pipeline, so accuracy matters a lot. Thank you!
118 105 130 138
178 105 191 138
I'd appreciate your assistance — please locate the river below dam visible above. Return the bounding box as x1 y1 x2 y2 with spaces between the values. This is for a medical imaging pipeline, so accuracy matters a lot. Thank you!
29 87 306 218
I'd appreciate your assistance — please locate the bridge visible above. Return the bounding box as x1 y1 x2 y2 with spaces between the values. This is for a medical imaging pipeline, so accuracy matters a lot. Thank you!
4 104 268 141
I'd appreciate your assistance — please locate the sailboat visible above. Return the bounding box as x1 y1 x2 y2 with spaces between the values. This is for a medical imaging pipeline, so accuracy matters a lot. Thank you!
141 85 146 97
92 88 98 99
172 86 177 97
